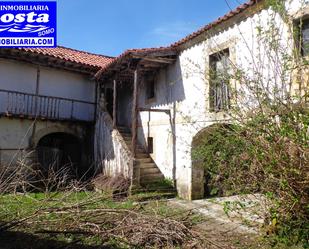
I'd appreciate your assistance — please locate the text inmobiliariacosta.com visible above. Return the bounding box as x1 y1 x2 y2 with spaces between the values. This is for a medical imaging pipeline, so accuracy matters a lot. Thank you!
0 37 54 46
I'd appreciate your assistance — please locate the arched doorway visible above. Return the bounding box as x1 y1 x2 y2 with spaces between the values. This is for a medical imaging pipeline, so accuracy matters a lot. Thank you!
191 123 232 200
37 132 82 179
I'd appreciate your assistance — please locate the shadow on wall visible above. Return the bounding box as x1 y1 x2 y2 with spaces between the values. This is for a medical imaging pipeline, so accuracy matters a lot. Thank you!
94 111 115 171
141 59 186 108
137 60 186 182
96 59 189 183
117 82 133 128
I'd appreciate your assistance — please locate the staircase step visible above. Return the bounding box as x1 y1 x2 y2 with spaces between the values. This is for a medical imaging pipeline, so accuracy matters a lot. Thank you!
122 143 146 154
140 177 165 184
136 158 153 163
136 153 149 158
117 127 164 184
123 143 145 152
141 173 164 181
137 148 147 154
138 162 157 168
122 139 144 149
137 145 146 150
140 167 160 174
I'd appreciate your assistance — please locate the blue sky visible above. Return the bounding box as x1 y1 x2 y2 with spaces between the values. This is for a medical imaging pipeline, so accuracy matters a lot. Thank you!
57 0 246 56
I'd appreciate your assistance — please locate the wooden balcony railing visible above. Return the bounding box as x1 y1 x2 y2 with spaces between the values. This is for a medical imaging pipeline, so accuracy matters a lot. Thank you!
0 89 95 122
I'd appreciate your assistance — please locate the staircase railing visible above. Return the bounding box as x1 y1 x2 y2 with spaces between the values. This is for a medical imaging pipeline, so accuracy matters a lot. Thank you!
94 109 135 182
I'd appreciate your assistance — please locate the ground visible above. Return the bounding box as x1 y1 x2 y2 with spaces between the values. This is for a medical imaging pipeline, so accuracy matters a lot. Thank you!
0 191 303 249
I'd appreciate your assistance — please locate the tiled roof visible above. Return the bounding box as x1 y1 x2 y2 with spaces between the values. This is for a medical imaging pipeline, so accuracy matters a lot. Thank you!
4 0 261 76
21 46 115 69
172 0 261 47
100 46 175 71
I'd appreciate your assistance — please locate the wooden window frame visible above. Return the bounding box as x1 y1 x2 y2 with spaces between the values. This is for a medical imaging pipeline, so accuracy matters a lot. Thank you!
294 16 309 57
209 48 231 112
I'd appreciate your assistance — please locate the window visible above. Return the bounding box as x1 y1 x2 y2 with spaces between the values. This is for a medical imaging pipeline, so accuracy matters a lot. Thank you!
295 18 309 56
147 137 153 154
146 74 156 100
301 19 309 56
209 49 231 112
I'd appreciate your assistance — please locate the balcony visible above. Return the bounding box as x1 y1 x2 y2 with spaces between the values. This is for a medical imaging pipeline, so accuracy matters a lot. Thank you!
0 89 95 122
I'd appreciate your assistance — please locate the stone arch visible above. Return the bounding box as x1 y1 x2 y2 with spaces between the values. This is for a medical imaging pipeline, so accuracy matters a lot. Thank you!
36 132 83 178
32 125 83 148
191 123 232 200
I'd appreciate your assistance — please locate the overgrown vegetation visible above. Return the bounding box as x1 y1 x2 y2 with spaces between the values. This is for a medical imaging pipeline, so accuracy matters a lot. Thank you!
193 105 309 246
191 0 309 247
0 162 201 248
0 188 203 248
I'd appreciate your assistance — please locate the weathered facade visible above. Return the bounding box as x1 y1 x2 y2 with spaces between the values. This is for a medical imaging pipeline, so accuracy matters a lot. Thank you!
1 0 307 199
0 48 113 177
94 0 308 199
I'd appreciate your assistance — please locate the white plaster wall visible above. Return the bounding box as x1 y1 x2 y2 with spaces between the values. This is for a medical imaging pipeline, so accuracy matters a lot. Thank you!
0 59 37 113
39 67 95 102
0 117 86 166
0 58 97 166
39 66 95 121
137 1 303 199
94 111 134 179
0 59 37 94
0 59 96 121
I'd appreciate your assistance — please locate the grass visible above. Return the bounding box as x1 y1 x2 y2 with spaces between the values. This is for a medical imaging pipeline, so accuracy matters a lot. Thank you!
1 191 305 249
0 192 133 223
136 178 175 192
0 191 197 249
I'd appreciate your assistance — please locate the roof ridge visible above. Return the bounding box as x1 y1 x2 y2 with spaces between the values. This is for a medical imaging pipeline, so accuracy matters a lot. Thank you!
57 45 115 59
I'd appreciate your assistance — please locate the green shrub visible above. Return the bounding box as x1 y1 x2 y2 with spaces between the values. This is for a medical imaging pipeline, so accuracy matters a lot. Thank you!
192 104 309 246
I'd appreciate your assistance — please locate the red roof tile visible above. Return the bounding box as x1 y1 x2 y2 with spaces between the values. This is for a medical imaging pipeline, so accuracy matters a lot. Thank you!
7 0 261 77
20 46 114 69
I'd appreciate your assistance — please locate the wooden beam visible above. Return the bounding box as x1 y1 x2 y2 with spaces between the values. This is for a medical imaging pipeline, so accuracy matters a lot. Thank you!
113 79 117 128
140 63 162 68
131 70 139 156
138 107 170 114
134 50 177 57
132 55 176 64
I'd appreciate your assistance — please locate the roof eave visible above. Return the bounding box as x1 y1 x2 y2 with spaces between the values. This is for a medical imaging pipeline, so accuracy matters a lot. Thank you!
95 47 178 82
172 0 264 51
0 48 100 75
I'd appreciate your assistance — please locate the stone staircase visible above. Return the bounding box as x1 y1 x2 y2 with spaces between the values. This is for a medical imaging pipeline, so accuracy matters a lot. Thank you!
117 126 165 186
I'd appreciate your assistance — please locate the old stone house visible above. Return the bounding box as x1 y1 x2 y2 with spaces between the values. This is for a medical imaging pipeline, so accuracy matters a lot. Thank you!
0 47 113 177
0 0 307 199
